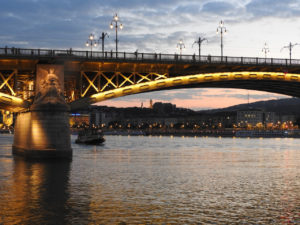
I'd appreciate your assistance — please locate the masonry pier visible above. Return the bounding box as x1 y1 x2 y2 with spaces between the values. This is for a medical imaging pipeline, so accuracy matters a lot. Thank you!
12 65 72 159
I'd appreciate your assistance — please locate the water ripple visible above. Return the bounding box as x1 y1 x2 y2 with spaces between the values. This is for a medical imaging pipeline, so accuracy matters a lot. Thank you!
0 135 299 224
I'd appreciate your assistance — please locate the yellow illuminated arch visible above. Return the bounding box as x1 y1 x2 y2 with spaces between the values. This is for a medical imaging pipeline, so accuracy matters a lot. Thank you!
88 71 300 104
0 92 29 112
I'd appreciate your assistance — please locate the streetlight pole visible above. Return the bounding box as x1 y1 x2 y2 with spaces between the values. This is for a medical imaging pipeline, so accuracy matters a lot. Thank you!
177 39 185 55
85 33 98 57
110 13 123 53
216 20 227 59
192 36 207 60
99 32 109 53
281 42 299 65
262 42 270 61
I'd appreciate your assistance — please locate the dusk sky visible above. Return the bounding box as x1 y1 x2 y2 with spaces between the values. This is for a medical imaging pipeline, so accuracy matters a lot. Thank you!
1 0 300 110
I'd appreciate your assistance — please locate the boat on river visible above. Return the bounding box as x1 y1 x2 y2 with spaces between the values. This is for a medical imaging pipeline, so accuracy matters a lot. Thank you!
235 130 289 138
75 128 105 145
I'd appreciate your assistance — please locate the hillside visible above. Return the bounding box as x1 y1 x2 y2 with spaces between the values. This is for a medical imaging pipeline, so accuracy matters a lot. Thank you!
201 97 300 114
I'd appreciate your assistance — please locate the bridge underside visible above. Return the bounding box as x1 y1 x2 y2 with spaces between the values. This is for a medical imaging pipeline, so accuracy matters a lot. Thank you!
69 72 300 110
0 68 299 112
174 80 300 97
1 79 297 112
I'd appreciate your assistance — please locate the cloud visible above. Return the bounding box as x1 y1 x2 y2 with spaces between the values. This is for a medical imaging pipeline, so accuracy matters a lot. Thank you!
201 1 236 15
245 0 300 19
174 3 202 15
1 0 299 50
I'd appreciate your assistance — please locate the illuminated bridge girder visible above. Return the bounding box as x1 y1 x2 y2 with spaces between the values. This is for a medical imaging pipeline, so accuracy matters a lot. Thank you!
79 70 168 98
70 71 300 110
0 69 17 96
0 68 32 112
0 92 30 112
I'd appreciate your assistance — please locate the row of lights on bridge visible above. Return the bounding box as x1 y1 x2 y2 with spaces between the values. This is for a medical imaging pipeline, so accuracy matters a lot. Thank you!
86 15 226 57
259 42 299 61
86 13 122 53
86 15 299 61
177 20 227 57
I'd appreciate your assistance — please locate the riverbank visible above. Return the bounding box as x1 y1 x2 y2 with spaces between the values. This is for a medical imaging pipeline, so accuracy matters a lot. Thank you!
101 129 300 138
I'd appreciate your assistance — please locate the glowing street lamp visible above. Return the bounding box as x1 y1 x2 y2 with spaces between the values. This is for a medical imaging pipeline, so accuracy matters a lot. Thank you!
216 20 227 59
177 39 185 55
85 33 98 56
110 13 123 53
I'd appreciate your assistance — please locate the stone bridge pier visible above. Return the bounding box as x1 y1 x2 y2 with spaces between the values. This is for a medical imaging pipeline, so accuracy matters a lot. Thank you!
12 65 72 159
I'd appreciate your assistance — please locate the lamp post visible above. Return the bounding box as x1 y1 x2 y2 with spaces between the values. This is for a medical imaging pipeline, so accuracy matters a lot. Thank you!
177 39 185 55
85 33 98 57
216 20 227 59
100 32 109 53
262 42 270 61
281 42 299 65
110 13 123 53
192 36 207 60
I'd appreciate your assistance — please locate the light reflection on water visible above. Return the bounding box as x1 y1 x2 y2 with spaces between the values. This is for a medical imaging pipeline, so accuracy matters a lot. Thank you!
0 134 299 224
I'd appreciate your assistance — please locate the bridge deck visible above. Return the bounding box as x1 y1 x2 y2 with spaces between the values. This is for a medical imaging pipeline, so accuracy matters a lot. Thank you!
0 47 299 67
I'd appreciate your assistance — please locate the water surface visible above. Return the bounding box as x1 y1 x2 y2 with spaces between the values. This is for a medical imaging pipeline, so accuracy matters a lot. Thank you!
0 134 299 224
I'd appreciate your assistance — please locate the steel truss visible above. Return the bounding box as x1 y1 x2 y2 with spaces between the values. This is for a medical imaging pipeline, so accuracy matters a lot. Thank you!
0 70 16 96
80 71 168 97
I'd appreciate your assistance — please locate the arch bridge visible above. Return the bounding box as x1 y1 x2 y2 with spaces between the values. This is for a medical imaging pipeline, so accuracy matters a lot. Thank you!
0 47 300 111
1 47 300 158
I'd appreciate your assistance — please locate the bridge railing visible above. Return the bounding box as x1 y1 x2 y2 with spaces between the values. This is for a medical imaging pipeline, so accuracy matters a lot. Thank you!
1 47 300 66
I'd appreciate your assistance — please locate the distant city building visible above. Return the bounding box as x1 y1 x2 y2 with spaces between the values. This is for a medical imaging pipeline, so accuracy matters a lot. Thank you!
237 110 280 126
237 109 264 126
70 113 89 127
89 109 119 126
280 114 297 123
153 102 176 114
264 112 278 124
71 102 300 129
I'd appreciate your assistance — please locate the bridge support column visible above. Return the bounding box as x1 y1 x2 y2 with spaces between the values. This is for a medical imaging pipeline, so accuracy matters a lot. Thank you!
12 65 72 159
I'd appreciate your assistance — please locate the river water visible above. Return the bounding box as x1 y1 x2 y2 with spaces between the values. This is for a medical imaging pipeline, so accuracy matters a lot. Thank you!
0 134 299 224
